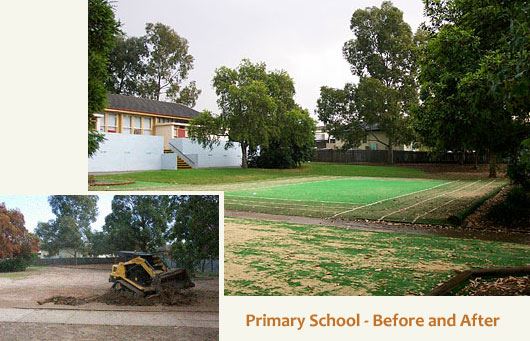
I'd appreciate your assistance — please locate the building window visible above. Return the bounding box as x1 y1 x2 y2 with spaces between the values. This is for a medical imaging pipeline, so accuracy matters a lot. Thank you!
133 116 142 134
370 143 378 150
106 113 117 133
142 117 152 135
97 116 104 132
122 115 131 134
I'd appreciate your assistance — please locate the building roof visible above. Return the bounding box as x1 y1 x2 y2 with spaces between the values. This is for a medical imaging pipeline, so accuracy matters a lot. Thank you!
106 93 200 119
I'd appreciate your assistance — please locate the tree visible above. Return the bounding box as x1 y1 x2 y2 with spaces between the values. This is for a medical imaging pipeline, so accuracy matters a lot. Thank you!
139 23 200 106
48 196 99 241
106 35 148 95
102 195 173 253
166 196 219 275
317 1 418 163
253 107 316 168
0 203 38 272
416 0 530 177
88 0 119 156
189 59 313 168
35 196 99 262
0 203 38 260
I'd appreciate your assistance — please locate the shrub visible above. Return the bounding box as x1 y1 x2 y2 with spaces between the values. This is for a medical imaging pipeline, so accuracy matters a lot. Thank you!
486 186 530 228
0 256 32 272
508 138 530 189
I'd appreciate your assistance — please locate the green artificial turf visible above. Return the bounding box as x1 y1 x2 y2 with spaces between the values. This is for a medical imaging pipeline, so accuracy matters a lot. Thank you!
227 178 447 204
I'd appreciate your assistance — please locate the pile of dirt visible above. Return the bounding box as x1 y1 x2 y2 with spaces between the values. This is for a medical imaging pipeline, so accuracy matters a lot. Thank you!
38 287 197 307
37 296 94 306
460 276 530 296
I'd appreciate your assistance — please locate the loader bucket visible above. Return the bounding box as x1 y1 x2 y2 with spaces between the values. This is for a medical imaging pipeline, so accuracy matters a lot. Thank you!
155 268 195 291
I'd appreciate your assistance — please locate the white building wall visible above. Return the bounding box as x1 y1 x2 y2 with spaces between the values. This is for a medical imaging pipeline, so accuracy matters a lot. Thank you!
170 138 242 168
88 133 164 172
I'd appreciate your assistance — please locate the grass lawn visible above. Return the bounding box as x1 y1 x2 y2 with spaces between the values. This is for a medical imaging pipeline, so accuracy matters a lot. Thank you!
224 218 530 296
90 163 428 190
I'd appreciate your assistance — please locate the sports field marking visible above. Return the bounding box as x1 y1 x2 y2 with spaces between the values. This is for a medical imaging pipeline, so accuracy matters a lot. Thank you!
226 194 365 206
410 179 498 223
377 179 481 221
225 201 363 214
330 180 457 219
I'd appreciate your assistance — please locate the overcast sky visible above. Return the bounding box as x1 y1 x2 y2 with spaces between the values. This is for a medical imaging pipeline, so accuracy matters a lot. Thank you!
113 0 426 116
0 196 113 233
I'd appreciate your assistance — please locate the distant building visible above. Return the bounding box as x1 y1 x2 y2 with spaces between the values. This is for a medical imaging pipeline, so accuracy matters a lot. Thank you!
315 124 409 151
89 94 242 172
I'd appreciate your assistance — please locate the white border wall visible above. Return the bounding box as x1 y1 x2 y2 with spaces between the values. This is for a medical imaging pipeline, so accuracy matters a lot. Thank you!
170 138 242 168
88 133 164 172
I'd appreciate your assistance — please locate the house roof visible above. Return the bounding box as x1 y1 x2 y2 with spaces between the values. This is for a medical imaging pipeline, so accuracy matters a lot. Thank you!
106 94 200 119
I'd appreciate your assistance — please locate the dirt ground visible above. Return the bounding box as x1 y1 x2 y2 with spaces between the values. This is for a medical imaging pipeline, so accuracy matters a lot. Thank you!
0 266 218 312
0 266 219 339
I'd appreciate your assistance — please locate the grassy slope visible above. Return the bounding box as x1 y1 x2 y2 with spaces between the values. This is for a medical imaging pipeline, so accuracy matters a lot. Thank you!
92 163 428 187
224 219 530 296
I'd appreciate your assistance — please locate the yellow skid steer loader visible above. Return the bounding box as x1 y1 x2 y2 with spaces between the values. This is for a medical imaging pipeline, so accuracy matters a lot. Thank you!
109 251 194 297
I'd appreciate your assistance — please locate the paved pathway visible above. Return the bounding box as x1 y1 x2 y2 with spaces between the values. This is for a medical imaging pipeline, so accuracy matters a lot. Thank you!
0 308 218 329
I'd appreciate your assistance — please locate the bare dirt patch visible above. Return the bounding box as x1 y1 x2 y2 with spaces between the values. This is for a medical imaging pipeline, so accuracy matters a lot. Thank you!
0 266 218 312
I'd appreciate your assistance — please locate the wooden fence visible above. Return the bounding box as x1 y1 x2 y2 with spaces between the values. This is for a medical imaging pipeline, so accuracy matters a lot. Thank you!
313 149 488 164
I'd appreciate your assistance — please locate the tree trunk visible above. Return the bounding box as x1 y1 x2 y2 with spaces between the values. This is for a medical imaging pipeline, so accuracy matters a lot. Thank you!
387 143 394 164
241 143 248 168
488 151 497 178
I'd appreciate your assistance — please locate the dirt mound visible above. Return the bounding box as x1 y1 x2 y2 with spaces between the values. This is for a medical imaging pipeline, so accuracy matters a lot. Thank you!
460 276 530 296
37 296 94 306
38 287 197 307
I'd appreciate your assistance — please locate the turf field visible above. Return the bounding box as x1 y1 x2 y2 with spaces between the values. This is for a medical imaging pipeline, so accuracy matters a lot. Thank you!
224 218 530 296
225 177 505 225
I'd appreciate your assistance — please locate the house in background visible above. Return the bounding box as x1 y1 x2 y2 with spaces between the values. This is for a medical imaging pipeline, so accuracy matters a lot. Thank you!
315 124 409 151
89 94 241 172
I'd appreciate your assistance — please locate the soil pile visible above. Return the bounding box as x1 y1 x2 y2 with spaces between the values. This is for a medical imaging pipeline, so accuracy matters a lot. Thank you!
38 287 197 306
460 276 530 296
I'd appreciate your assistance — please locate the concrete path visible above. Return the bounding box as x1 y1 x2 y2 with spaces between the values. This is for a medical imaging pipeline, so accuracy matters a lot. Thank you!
0 308 218 329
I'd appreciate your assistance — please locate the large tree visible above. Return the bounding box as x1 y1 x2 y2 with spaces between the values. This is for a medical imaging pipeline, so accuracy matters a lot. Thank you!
35 196 99 261
317 1 418 163
106 35 148 95
166 195 219 274
107 23 201 107
0 203 39 260
88 0 119 156
415 0 530 177
102 195 173 253
189 59 314 168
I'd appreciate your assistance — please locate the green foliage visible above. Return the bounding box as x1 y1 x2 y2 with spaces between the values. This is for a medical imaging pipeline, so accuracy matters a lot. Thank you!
35 196 99 258
102 195 173 253
189 59 312 168
252 108 316 168
88 130 106 158
508 138 530 189
106 35 148 95
88 0 119 156
0 257 31 273
167 196 219 276
416 0 530 177
318 1 418 163
486 186 530 228
107 22 200 107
